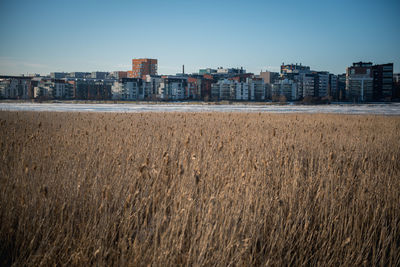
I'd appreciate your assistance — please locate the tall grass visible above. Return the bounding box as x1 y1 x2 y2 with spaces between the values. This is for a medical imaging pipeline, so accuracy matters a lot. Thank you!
0 111 399 266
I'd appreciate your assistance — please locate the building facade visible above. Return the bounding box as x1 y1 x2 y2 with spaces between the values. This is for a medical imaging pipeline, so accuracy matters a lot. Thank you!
314 72 329 98
372 63 393 101
302 74 315 98
329 74 338 99
0 76 32 99
111 78 142 100
159 76 187 100
33 79 73 99
271 79 297 101
280 63 310 75
259 71 279 85
346 62 374 102
130 58 158 78
91 72 108 80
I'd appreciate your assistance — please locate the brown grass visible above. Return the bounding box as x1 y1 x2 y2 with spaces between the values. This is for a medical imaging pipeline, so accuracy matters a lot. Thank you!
0 111 400 266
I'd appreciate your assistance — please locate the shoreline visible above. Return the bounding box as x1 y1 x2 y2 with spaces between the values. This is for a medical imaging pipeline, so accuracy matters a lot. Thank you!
1 99 400 105
1 102 400 115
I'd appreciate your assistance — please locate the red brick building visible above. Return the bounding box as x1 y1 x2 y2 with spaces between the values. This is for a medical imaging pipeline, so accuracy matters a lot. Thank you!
129 59 158 78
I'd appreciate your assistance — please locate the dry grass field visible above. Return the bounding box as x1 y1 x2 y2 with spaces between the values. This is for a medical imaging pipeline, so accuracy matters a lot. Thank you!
0 111 399 266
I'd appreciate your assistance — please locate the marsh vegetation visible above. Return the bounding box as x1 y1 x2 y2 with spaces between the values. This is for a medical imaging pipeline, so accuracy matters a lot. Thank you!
1 112 399 266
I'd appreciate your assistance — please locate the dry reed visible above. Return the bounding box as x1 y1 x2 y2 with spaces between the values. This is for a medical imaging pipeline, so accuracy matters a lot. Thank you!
0 111 399 266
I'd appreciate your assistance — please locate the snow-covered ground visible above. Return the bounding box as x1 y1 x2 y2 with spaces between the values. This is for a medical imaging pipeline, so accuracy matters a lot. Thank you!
1 102 400 115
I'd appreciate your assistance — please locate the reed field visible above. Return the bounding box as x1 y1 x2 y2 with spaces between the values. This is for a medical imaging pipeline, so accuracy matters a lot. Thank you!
0 111 399 266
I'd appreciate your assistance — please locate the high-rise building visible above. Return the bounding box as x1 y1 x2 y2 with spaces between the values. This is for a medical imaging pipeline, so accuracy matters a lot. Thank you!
394 73 400 99
302 74 315 98
346 62 373 102
346 62 394 102
314 72 329 97
372 63 393 100
130 58 158 78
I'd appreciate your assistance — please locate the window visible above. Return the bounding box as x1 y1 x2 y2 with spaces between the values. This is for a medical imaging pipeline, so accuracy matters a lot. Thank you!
383 72 392 77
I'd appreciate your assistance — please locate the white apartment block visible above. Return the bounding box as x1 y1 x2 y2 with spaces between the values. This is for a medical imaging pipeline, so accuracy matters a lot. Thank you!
144 75 162 99
211 79 263 101
0 78 30 99
111 80 139 100
159 77 186 100
235 82 249 100
33 79 72 99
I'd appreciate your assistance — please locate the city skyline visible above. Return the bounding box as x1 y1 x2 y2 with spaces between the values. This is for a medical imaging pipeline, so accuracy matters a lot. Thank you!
0 0 399 76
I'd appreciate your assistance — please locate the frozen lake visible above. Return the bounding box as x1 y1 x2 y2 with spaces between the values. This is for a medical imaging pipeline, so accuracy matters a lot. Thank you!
1 102 400 115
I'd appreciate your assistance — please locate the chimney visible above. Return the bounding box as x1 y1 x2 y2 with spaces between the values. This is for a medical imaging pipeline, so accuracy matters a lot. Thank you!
182 65 185 75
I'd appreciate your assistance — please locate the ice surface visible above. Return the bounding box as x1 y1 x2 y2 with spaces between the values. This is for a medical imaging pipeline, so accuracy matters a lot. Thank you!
1 102 400 115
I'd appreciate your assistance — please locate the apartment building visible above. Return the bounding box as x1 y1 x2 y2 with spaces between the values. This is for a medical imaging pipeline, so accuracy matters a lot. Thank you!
280 63 310 75
372 63 393 100
91 72 109 80
50 72 67 79
159 76 187 100
346 62 374 102
143 75 162 100
199 68 217 75
211 79 257 101
187 77 202 100
337 74 346 100
211 79 232 100
302 74 315 98
130 58 158 78
247 78 265 101
259 71 279 85
0 76 32 99
271 79 298 101
111 78 142 100
33 79 73 99
329 74 338 99
314 72 329 97
110 71 128 80
69 79 112 100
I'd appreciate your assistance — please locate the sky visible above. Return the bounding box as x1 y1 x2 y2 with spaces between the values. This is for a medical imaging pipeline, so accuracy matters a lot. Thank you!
0 0 399 76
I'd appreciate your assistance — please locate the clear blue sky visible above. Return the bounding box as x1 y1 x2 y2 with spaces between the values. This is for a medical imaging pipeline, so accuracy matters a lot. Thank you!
0 0 399 75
